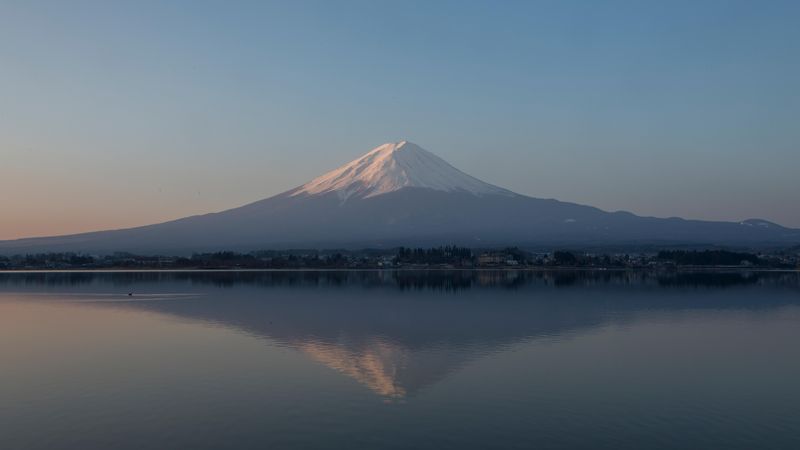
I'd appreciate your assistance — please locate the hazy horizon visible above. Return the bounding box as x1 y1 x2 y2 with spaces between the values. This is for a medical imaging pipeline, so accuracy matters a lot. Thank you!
2 1 799 240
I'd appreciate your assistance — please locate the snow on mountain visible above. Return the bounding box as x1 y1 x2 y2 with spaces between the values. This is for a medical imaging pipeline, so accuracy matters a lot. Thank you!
289 141 515 200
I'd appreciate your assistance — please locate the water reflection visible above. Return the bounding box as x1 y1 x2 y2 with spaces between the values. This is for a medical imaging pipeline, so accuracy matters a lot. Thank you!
3 269 796 289
1 270 798 399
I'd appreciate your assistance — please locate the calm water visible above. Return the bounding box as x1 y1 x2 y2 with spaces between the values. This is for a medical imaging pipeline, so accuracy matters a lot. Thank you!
1 270 799 450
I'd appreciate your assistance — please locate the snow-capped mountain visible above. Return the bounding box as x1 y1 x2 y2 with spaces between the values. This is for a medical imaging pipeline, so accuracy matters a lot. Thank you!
289 141 514 200
1 141 798 254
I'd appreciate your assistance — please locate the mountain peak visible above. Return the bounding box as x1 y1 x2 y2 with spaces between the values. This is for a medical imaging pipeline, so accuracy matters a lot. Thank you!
362 140 419 156
290 141 516 201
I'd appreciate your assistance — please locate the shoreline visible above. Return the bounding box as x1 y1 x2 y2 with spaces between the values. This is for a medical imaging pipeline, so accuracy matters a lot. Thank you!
1 267 798 274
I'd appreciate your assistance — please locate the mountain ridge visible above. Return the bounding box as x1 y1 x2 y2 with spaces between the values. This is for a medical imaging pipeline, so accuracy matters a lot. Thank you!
1 141 798 254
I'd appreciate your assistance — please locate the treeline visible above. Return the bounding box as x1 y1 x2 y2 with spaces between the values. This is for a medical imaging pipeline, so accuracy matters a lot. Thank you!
0 252 97 269
395 246 473 265
0 251 363 270
549 251 633 267
181 251 354 269
0 248 797 270
657 250 761 266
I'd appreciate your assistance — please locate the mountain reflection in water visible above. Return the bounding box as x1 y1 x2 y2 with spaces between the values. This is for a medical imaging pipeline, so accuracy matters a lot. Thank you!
1 270 798 400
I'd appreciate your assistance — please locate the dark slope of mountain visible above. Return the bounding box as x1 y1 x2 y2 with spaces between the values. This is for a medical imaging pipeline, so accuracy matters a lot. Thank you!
1 141 798 254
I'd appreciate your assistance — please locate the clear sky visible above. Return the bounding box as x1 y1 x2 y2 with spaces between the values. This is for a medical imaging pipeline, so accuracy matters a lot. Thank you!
2 0 799 239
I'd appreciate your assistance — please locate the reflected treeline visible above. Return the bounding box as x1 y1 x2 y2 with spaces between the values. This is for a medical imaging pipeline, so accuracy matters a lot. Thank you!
655 272 763 288
0 269 798 290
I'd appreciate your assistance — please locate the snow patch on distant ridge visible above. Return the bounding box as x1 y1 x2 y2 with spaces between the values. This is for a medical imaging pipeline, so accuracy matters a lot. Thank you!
290 141 516 200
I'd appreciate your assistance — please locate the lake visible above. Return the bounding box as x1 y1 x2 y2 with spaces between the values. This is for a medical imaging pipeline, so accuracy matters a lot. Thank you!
1 270 799 450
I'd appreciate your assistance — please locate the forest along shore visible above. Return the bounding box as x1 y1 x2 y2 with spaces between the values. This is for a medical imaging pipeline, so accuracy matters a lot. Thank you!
1 248 798 271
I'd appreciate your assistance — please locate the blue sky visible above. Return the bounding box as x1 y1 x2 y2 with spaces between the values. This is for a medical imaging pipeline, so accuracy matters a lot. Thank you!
1 0 799 238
